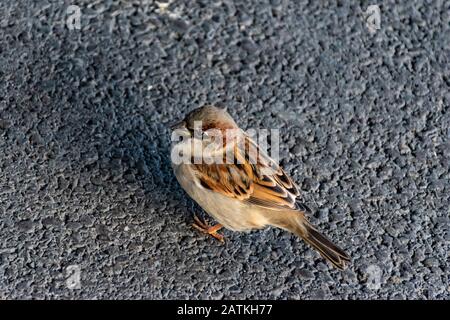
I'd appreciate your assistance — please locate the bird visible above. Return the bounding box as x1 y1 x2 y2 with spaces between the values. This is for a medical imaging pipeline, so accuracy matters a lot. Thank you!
170 105 350 270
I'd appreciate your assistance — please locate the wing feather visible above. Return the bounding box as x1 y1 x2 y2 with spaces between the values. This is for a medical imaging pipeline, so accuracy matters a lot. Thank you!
192 134 301 210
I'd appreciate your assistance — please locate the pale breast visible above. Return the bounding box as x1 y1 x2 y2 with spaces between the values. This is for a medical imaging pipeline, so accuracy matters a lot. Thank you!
172 163 269 232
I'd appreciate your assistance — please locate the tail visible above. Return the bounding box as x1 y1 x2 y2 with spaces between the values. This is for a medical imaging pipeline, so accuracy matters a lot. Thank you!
276 215 351 270
300 222 350 270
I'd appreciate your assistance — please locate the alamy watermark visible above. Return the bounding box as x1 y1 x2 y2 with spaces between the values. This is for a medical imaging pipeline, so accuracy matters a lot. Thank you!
171 121 280 173
66 5 81 30
66 265 81 289
365 264 382 290
1 2 83 32
364 5 381 33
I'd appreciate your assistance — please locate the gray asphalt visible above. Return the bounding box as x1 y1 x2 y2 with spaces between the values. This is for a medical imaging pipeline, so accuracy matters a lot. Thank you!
0 0 449 299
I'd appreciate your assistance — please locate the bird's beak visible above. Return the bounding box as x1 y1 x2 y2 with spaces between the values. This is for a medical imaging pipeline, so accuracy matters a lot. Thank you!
169 120 186 130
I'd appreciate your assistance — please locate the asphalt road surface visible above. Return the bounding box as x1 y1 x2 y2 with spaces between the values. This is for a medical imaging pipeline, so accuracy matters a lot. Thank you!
0 0 449 299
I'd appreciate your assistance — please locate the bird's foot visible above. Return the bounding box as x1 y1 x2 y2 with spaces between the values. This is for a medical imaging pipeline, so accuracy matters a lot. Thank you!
192 215 225 243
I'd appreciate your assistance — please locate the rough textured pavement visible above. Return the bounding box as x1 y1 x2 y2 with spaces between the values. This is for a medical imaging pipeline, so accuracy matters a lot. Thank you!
0 0 449 299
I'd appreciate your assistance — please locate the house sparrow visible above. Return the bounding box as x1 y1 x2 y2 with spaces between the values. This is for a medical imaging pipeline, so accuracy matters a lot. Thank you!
170 105 350 270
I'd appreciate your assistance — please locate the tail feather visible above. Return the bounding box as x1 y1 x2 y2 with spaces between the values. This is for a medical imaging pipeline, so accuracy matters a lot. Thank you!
275 214 350 270
301 223 350 270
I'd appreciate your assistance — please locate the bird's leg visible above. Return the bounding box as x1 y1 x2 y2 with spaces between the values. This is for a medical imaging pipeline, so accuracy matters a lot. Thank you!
192 215 224 243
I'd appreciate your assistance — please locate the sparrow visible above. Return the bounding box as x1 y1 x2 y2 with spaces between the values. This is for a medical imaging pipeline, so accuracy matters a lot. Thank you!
170 105 350 270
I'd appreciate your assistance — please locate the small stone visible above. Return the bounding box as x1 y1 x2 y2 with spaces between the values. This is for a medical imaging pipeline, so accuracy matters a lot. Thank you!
41 217 60 226
424 258 439 268
298 269 315 280
171 19 189 33
312 288 326 299
270 286 284 297
17 220 34 232
66 222 82 230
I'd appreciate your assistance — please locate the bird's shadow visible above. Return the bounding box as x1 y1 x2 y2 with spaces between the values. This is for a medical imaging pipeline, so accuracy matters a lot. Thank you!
104 121 201 225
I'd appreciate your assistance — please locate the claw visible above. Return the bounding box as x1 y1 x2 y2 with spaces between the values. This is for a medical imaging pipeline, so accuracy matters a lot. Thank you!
192 215 225 243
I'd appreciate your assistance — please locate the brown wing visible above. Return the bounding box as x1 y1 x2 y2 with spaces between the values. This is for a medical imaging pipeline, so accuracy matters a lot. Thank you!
192 134 301 210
